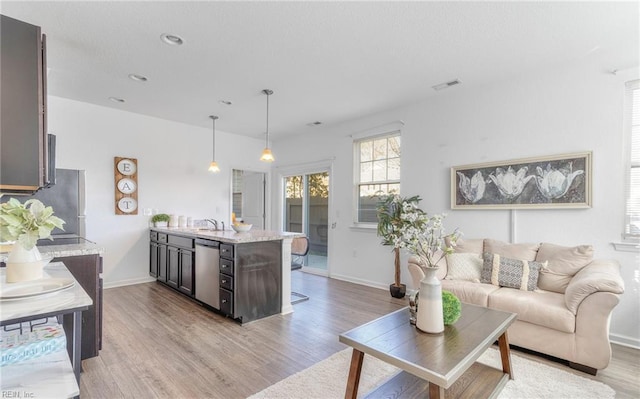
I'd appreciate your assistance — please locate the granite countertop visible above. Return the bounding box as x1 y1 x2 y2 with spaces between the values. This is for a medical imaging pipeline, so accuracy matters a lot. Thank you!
0 242 104 263
151 226 304 244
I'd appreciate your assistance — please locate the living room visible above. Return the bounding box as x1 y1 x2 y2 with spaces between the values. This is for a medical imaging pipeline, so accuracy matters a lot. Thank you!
1 1 638 398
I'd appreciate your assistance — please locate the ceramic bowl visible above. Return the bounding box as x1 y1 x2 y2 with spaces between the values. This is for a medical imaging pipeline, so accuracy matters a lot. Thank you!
231 223 252 233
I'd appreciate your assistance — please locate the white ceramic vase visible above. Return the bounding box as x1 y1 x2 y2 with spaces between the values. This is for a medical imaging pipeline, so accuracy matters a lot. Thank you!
416 266 444 334
6 243 44 283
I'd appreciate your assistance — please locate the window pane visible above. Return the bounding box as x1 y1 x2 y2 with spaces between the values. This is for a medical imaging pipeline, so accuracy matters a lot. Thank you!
388 136 401 158
360 162 373 183
360 141 372 162
358 183 400 223
372 160 387 181
373 138 388 160
388 157 401 180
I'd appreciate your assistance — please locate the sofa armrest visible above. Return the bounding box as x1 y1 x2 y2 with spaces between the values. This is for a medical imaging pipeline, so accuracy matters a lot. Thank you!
565 259 625 314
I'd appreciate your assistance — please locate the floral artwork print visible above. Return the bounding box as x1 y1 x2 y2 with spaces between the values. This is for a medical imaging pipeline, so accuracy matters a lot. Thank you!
451 152 591 209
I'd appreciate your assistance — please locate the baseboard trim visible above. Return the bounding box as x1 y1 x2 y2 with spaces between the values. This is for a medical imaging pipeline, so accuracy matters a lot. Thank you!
610 333 640 350
329 273 389 291
104 276 156 289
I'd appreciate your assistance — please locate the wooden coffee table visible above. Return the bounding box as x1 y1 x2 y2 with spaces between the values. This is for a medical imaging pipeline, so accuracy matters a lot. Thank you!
339 303 517 399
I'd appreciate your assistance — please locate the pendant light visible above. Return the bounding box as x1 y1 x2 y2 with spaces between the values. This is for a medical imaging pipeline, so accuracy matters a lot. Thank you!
208 115 220 173
260 89 275 162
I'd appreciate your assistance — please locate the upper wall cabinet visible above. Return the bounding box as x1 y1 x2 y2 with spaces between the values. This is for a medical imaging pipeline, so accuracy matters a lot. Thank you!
0 15 49 194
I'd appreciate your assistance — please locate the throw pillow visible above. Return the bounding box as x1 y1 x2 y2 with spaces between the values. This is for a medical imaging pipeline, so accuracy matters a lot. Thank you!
445 253 483 282
481 252 546 291
483 239 540 261
535 243 594 293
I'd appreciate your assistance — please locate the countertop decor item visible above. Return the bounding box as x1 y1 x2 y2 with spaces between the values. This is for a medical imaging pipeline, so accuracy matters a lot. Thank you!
208 115 221 173
231 223 252 233
259 89 275 162
151 213 170 227
0 198 65 282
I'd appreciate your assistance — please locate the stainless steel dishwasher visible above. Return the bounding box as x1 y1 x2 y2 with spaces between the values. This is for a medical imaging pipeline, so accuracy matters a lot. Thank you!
195 239 220 309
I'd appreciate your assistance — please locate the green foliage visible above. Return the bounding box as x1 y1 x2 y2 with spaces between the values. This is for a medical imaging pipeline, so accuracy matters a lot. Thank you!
442 290 461 325
376 194 426 248
0 198 65 250
151 213 170 223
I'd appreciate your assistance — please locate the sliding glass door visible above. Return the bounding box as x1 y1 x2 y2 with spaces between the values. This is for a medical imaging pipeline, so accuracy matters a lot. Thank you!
284 171 329 273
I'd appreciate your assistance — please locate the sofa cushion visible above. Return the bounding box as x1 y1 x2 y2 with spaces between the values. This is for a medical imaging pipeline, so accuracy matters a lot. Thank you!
535 243 594 293
445 253 482 282
484 239 540 261
488 288 575 334
481 253 545 291
447 237 484 254
441 280 500 307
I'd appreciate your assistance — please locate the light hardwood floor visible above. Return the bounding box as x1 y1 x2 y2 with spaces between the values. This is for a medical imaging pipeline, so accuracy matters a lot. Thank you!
80 272 640 398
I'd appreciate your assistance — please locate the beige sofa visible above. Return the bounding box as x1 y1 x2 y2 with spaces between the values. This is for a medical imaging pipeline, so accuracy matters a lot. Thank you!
407 238 625 375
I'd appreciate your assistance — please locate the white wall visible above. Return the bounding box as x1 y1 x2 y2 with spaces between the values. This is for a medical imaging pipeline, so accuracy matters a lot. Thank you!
47 96 269 286
270 63 640 347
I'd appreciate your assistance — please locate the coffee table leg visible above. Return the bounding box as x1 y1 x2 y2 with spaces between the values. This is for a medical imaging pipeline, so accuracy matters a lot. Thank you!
498 330 514 379
429 382 444 399
345 349 364 399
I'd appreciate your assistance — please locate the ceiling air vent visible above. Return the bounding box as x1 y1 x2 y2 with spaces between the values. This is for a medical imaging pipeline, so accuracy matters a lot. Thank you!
432 79 462 91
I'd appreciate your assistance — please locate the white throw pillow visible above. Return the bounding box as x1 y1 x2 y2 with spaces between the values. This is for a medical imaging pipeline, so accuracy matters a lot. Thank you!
445 253 483 282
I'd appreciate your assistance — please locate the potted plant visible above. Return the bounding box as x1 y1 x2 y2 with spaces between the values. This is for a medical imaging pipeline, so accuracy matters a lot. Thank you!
0 198 65 282
377 194 429 298
151 213 170 227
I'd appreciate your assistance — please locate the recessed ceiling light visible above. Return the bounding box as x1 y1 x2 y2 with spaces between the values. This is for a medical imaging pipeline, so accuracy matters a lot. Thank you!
128 73 148 82
307 121 323 127
160 33 184 46
432 79 462 91
219 100 233 105
109 97 125 103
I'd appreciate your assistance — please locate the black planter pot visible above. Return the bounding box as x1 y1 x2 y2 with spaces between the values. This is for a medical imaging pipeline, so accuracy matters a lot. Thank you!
389 283 406 299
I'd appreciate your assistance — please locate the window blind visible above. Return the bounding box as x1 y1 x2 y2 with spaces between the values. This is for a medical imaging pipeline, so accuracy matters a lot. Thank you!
625 80 640 237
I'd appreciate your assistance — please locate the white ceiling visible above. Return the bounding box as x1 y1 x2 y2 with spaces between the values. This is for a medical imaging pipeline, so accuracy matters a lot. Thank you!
1 1 638 140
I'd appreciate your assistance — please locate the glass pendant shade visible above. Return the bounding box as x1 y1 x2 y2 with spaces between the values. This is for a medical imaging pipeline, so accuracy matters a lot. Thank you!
260 89 275 162
208 161 220 172
260 148 274 162
208 115 220 173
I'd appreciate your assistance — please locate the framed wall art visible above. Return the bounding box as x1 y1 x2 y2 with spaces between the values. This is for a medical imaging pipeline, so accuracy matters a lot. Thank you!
451 151 592 209
114 156 138 215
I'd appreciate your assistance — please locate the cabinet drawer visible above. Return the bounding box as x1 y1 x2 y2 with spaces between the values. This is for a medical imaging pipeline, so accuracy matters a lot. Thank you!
219 273 233 291
219 258 234 276
220 288 233 316
168 235 193 249
157 233 168 243
220 243 234 260
150 231 158 241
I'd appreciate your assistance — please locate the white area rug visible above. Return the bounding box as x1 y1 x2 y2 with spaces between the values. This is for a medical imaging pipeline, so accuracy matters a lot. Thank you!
248 347 614 399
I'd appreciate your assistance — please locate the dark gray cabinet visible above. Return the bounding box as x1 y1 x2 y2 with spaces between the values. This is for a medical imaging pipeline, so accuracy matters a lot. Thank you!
53 254 103 360
150 231 194 297
0 15 49 194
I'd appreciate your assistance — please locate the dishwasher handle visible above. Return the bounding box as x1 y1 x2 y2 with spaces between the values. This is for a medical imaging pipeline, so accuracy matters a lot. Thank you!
195 239 220 248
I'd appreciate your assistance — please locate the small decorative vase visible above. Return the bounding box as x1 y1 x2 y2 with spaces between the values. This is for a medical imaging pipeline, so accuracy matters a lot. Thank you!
416 266 444 334
6 244 44 283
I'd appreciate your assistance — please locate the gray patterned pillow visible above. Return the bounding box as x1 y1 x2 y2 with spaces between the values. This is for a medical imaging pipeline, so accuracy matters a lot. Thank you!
481 252 546 291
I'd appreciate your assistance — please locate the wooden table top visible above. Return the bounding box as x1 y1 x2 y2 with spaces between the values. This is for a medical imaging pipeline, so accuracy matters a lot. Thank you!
339 303 516 389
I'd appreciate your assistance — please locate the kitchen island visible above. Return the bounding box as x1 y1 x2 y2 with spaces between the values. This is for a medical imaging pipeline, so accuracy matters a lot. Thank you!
150 227 304 323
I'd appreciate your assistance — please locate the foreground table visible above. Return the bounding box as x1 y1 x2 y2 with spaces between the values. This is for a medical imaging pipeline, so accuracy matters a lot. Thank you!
1 262 92 396
339 304 517 399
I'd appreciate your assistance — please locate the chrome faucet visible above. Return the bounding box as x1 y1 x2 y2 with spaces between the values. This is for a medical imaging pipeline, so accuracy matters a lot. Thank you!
220 221 225 231
205 219 218 230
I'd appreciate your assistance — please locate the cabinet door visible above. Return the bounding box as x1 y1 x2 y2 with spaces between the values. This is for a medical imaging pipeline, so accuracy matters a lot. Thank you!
158 244 168 282
149 242 159 278
0 15 46 193
178 249 194 296
167 246 180 289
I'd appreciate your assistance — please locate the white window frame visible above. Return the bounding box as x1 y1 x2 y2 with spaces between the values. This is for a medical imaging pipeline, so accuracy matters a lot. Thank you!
352 129 402 227
623 79 640 243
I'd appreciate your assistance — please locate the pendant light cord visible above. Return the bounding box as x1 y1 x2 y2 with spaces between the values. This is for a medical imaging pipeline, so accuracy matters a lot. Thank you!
265 92 270 147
